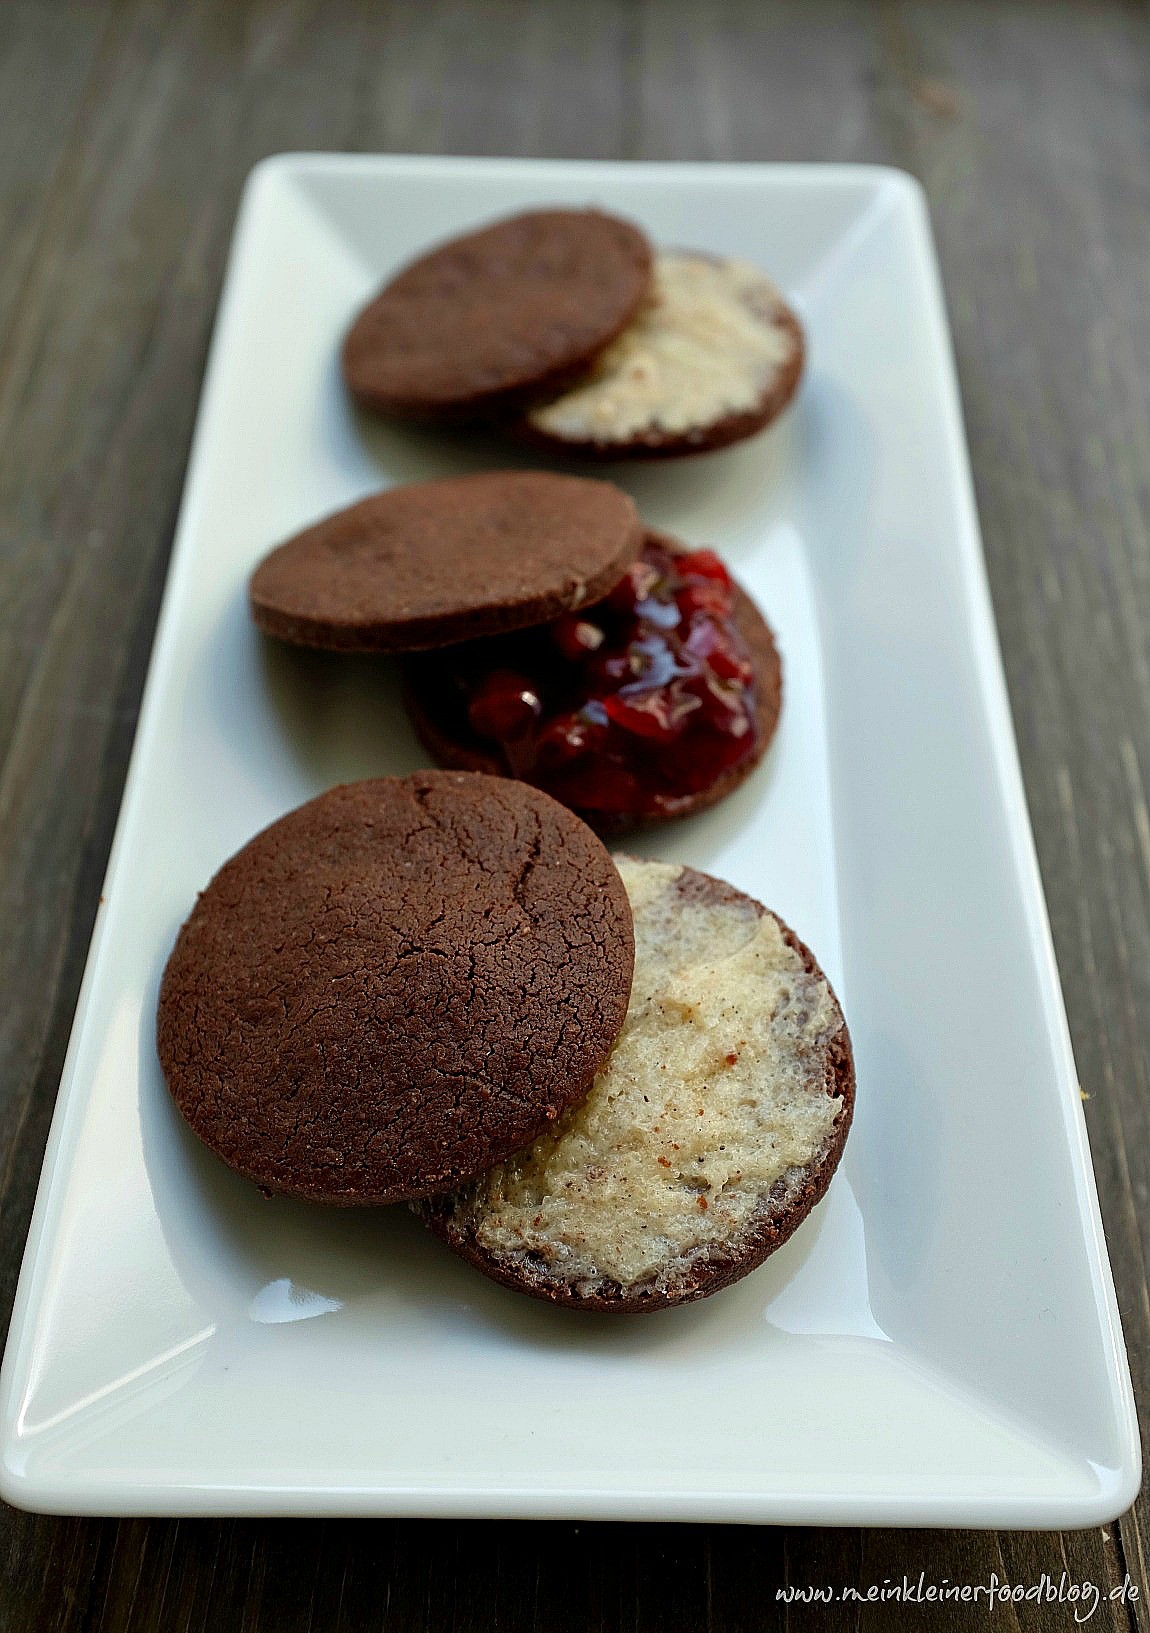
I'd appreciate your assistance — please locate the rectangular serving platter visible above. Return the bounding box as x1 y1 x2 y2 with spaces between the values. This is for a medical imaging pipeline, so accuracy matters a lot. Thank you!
0 155 1138 1524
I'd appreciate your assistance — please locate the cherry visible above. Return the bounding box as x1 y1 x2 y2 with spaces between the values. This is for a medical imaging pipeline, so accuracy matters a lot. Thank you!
535 708 607 768
467 670 542 741
677 580 732 620
603 688 697 742
694 675 753 735
678 547 731 588
551 615 605 662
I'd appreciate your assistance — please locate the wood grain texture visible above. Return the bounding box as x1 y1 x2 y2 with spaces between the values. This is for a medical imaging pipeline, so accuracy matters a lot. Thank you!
0 0 1147 1628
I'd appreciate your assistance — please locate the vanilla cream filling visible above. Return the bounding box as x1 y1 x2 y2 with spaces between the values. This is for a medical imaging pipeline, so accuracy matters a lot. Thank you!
526 252 797 443
469 857 841 1287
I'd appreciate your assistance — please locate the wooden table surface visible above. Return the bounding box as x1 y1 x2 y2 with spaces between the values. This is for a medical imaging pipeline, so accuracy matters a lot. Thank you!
3 0 1149 1626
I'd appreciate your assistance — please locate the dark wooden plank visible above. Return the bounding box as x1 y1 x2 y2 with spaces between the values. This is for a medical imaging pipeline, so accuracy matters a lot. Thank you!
0 0 1147 1629
875 5 1150 1621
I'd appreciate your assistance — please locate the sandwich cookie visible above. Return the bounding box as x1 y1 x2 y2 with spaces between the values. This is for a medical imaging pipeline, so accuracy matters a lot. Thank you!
415 857 853 1310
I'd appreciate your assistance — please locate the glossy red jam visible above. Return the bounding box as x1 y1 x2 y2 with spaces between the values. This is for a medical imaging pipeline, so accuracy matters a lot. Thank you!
406 538 759 822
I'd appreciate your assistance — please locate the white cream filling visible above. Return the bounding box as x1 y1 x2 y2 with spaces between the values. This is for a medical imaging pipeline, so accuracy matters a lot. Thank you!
526 252 798 442
469 857 841 1287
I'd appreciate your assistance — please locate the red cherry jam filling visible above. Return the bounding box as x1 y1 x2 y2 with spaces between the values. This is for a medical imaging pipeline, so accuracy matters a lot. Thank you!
408 539 760 820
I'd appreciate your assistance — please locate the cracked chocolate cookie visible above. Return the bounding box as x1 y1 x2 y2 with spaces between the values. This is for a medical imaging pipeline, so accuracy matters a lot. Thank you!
515 251 804 459
156 772 635 1205
415 857 853 1310
249 471 643 653
342 208 654 422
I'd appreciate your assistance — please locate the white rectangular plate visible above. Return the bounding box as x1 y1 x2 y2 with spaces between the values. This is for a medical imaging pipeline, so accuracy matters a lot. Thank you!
0 157 1138 1525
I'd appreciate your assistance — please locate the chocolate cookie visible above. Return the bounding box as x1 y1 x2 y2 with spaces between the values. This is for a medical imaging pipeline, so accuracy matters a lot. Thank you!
343 208 654 422
249 471 643 652
515 251 804 459
415 858 854 1311
402 531 782 833
157 773 635 1205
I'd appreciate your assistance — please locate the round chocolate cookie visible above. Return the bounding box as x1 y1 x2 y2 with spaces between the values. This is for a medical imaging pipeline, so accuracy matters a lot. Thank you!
249 471 643 653
157 773 635 1205
515 251 804 459
402 531 782 833
343 208 654 422
415 857 854 1311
